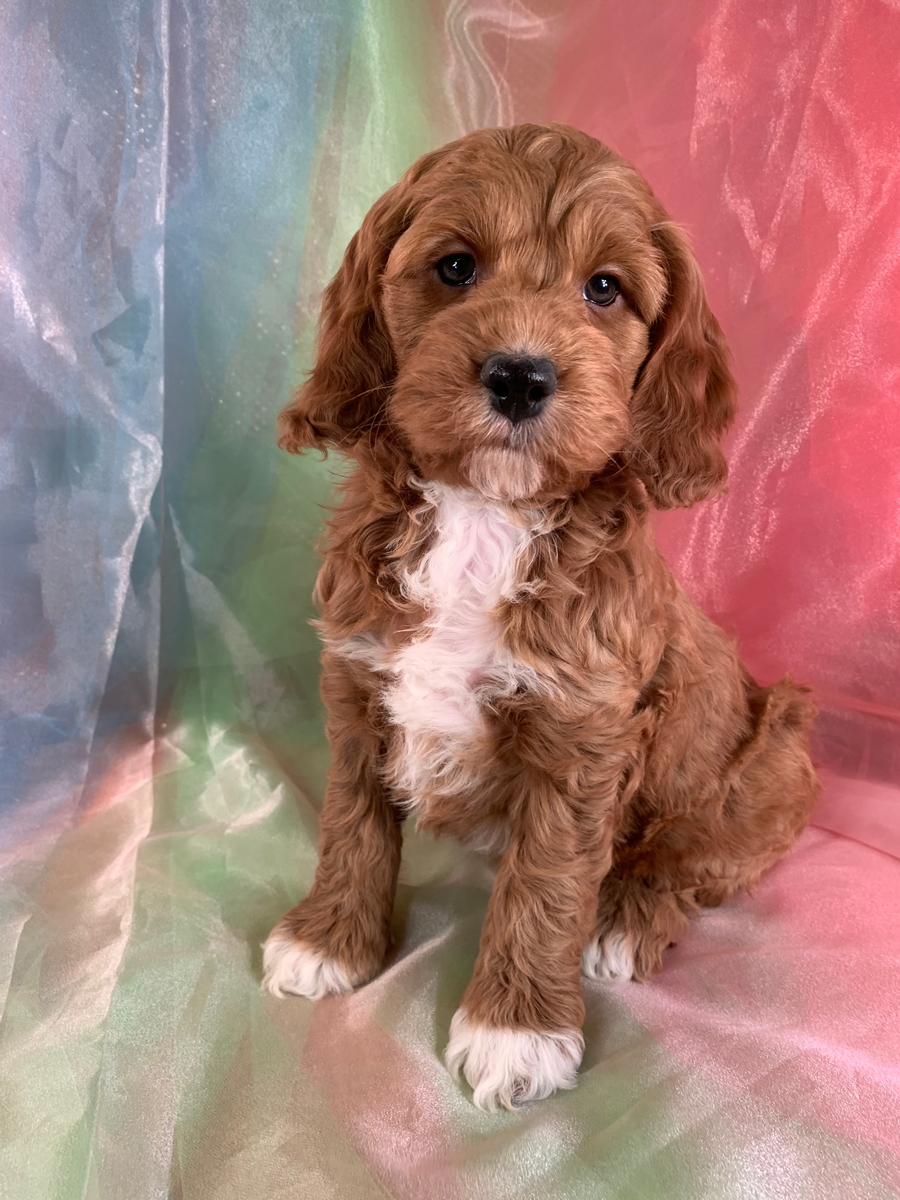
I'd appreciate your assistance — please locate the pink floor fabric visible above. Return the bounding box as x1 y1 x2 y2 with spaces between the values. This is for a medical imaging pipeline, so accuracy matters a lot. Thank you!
619 827 900 1162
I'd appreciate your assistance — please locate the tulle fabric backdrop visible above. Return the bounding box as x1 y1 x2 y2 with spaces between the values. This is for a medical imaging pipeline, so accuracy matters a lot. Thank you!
1 2 898 1197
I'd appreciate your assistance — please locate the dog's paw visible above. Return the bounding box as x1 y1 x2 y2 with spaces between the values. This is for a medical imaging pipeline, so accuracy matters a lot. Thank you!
261 929 354 1000
581 929 635 982
445 1008 583 1111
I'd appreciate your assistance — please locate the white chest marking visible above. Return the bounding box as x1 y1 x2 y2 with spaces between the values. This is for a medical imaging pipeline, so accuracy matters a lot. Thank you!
384 485 533 807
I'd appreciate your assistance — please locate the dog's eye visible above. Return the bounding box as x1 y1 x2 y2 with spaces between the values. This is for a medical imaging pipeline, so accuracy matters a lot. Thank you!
436 253 477 286
583 274 620 306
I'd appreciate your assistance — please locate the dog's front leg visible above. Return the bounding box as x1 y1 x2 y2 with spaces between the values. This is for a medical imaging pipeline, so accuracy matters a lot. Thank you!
446 771 615 1110
262 654 402 999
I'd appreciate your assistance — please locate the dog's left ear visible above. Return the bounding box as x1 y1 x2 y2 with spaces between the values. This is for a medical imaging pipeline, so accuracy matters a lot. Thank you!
629 222 736 508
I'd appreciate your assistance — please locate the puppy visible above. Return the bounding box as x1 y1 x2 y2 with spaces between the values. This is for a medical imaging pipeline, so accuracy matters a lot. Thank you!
263 124 819 1111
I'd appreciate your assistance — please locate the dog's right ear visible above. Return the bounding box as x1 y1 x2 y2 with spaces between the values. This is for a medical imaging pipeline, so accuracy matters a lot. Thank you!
278 182 410 452
280 140 457 453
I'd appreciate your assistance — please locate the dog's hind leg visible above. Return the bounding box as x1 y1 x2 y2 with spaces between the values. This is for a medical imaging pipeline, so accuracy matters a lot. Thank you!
583 680 819 983
581 873 696 983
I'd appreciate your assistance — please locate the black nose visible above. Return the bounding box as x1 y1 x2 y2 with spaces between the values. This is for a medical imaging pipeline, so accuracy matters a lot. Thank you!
480 354 557 424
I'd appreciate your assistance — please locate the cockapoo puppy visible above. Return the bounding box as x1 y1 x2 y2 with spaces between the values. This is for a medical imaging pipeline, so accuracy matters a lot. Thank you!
262 124 818 1111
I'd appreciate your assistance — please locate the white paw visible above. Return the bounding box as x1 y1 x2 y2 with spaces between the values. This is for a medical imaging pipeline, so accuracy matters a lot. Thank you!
261 930 354 999
581 930 635 982
445 1008 583 1111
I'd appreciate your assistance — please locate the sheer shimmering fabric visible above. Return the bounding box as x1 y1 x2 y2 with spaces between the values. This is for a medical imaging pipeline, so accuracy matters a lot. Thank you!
1 2 898 1197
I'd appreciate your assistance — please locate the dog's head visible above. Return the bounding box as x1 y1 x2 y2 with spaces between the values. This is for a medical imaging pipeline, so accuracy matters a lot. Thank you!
280 124 735 507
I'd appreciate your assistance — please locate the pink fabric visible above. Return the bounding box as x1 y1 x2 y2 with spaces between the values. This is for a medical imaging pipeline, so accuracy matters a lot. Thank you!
543 0 900 854
619 827 900 1161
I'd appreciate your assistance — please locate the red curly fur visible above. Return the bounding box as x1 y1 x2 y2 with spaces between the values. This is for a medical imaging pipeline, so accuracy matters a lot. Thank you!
264 124 818 1109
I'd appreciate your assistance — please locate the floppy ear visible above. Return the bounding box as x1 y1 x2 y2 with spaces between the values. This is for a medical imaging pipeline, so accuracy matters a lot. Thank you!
278 183 413 452
629 222 736 508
